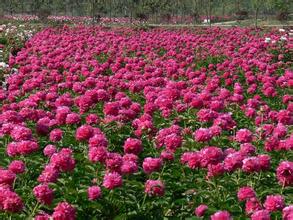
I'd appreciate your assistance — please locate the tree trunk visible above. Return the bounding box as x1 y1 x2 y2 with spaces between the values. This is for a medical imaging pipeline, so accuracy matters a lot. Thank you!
255 6 259 28
208 0 212 27
222 0 225 16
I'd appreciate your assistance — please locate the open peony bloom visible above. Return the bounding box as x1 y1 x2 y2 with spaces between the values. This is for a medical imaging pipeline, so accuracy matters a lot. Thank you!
145 179 165 197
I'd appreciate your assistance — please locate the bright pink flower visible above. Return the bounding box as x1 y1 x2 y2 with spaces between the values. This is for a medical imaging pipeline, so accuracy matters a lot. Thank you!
123 138 143 155
0 169 16 185
102 172 122 189
282 205 293 220
194 204 208 217
224 152 244 172
245 198 262 215
88 147 108 163
43 145 57 157
33 184 54 205
52 202 76 220
34 212 51 220
106 153 123 172
87 186 102 200
86 114 100 125
0 186 23 213
10 126 32 141
235 129 253 143
8 160 25 174
50 148 75 172
160 150 174 161
251 210 270 220
65 113 81 125
49 129 63 142
210 210 232 220
242 157 260 173
38 164 60 183
121 160 138 174
276 161 293 186
194 128 212 142
142 157 162 174
239 143 256 156
76 125 94 141
257 155 270 170
145 180 165 197
237 186 256 201
264 195 285 212
200 146 223 167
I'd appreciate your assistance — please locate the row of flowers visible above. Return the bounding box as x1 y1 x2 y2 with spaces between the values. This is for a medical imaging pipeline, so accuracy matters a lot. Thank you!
3 14 234 24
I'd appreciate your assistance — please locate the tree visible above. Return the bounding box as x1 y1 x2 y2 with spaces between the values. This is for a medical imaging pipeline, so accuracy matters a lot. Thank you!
251 0 265 28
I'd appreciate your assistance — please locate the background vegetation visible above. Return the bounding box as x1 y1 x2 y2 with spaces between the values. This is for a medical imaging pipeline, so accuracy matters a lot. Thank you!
0 0 292 23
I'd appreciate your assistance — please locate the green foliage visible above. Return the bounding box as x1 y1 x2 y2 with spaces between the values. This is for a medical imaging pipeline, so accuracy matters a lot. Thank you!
0 0 291 22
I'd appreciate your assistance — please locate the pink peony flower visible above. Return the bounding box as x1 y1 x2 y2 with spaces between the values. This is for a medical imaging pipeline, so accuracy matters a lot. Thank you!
38 164 60 183
251 210 270 220
235 129 253 143
87 186 102 200
88 147 108 163
10 126 32 141
86 114 100 125
8 160 25 174
194 128 212 142
34 212 51 220
65 113 81 125
43 145 57 157
102 172 123 189
76 125 94 141
200 146 223 167
224 152 244 172
264 195 285 212
0 186 24 213
210 210 232 220
142 157 162 174
145 179 165 197
52 202 76 220
276 161 293 186
33 184 54 205
245 198 262 215
242 157 261 173
50 148 75 172
123 138 143 155
194 204 208 217
237 186 256 201
282 205 293 220
49 129 63 142
0 169 16 185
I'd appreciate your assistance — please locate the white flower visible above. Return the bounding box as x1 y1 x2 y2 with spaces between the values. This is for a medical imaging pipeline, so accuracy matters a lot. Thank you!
203 19 210 24
280 36 287 41
0 62 8 68
279 28 285 32
264 37 271 43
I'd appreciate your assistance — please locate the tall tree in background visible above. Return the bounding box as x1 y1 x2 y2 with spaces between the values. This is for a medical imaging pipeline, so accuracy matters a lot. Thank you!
251 0 273 27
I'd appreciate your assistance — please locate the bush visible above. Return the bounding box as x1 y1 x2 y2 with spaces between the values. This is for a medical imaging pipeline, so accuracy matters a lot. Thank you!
235 11 248 20
37 9 51 22
276 11 289 21
192 12 200 23
135 12 148 21
161 13 171 23
0 37 8 45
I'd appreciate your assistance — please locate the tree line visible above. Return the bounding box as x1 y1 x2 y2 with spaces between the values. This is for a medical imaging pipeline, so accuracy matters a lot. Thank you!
0 0 292 22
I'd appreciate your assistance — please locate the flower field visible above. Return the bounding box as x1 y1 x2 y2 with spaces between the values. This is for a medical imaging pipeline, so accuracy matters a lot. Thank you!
0 26 292 219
